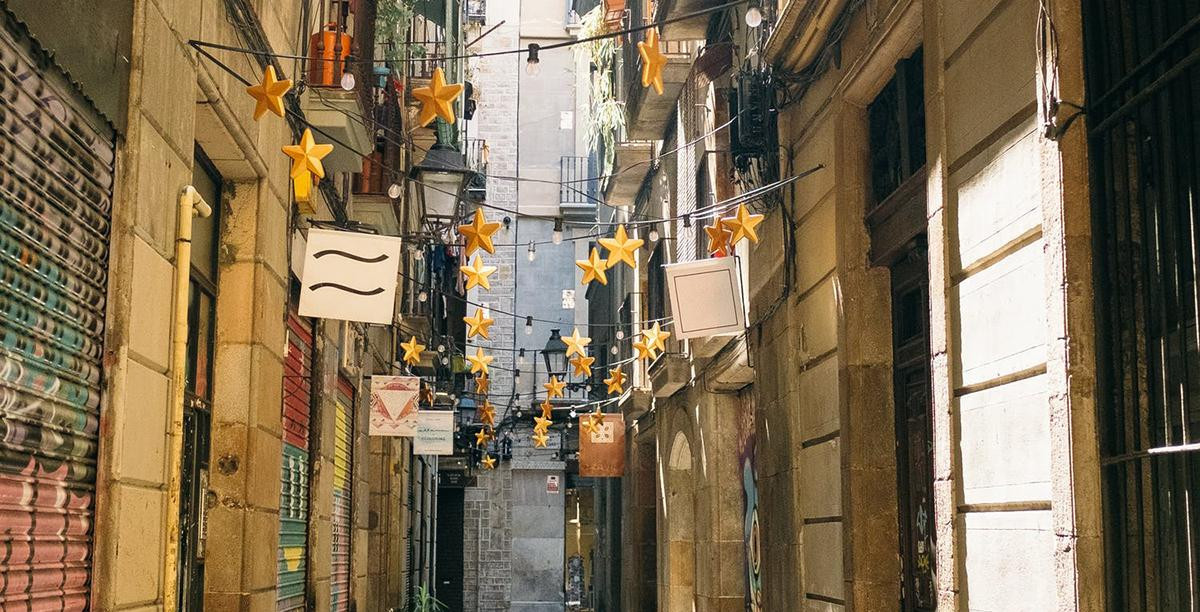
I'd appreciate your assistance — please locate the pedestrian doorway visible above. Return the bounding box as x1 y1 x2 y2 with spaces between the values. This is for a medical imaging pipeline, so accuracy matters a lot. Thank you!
865 47 935 612
435 486 465 611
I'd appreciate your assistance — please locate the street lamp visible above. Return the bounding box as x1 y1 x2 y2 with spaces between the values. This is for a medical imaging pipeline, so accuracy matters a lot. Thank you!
542 328 569 379
408 129 473 219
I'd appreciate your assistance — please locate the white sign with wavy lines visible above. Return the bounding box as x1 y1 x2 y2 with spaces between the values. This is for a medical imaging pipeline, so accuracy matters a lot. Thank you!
298 228 403 324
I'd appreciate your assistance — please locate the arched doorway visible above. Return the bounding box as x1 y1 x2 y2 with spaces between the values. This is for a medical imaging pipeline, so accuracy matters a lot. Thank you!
664 431 697 611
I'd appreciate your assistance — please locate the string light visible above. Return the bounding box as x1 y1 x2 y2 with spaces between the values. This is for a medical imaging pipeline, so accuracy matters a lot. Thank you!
528 242 536 261
569 409 577 418
418 290 428 302
610 345 619 355
525 316 534 335
648 226 660 242
745 5 764 27
518 348 527 365
340 71 356 91
388 183 403 199
526 43 541 76
552 218 564 244
616 329 625 340
437 343 446 353
514 369 522 386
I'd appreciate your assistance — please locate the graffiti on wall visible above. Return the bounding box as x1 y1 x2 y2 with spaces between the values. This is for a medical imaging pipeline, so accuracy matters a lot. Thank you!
737 393 762 611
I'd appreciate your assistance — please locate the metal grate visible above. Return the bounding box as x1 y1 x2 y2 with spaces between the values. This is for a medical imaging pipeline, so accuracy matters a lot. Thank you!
1084 1 1200 609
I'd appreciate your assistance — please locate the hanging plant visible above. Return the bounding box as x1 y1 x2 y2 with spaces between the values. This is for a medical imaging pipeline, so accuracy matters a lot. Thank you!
578 6 625 174
377 0 415 73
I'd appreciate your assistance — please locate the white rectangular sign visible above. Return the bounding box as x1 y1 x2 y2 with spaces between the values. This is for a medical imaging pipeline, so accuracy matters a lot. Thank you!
413 410 455 455
369 376 420 437
298 228 403 324
664 256 747 340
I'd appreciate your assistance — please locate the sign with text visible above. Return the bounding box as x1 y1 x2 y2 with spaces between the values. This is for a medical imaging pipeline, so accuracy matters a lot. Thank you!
368 376 420 436
413 410 454 455
298 228 403 324
546 474 560 494
579 413 625 477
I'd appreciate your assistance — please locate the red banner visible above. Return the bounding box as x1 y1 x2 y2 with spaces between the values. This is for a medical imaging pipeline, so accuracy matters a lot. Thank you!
579 413 625 477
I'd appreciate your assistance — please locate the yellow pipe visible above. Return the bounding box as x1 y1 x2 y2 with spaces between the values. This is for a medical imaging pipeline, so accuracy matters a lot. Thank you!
163 186 211 611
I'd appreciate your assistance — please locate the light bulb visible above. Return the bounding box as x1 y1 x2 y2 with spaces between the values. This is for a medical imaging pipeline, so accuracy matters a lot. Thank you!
569 409 577 418
528 242 536 261
616 329 625 340
418 290 428 302
514 370 522 386
525 316 534 335
745 6 764 27
567 422 573 429
516 408 524 418
441 356 450 365
649 227 660 242
388 183 403 199
340 71 356 91
526 43 541 76
610 345 619 355
518 348 527 365
552 218 564 244
437 344 446 353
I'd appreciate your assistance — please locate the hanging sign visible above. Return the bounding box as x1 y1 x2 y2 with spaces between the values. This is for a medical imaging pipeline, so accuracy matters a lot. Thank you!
298 228 403 324
664 256 747 340
579 413 625 477
368 376 420 436
413 410 455 455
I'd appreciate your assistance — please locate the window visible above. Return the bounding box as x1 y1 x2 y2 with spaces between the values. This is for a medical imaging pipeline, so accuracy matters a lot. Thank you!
867 48 925 206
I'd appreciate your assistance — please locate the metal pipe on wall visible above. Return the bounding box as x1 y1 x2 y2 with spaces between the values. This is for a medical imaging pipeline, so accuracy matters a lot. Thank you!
163 186 212 612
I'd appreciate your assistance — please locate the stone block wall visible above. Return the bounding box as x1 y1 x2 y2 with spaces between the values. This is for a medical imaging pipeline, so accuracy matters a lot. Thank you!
462 467 514 611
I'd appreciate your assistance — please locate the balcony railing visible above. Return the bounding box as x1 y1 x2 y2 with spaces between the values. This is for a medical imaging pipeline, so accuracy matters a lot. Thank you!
560 156 598 204
407 0 449 80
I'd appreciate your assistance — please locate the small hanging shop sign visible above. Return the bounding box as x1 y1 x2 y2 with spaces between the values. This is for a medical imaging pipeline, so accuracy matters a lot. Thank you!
414 410 455 455
579 413 625 477
368 376 420 436
298 229 403 324
664 256 747 340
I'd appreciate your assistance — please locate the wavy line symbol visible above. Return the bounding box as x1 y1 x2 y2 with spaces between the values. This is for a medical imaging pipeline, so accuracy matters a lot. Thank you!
308 282 385 296
313 249 390 263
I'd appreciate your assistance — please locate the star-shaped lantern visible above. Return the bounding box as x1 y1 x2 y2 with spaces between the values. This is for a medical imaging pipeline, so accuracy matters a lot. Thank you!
532 431 550 448
458 209 502 256
641 322 671 354
705 217 734 256
401 336 426 366
723 203 765 244
563 328 592 358
475 374 491 394
481 453 497 470
461 255 498 291
603 368 626 395
570 354 595 378
281 128 334 203
464 307 495 340
638 28 668 95
479 401 496 427
581 416 599 435
598 224 644 269
544 375 566 399
633 340 657 361
467 347 494 375
539 399 554 420
475 428 492 447
576 247 609 285
246 65 292 120
533 416 552 434
412 67 465 127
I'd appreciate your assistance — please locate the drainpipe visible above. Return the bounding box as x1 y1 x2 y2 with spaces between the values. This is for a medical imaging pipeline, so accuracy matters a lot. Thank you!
163 186 212 612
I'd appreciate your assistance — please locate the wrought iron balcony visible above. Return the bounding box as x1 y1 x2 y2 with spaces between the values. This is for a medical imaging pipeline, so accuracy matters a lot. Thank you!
465 137 488 201
560 155 600 221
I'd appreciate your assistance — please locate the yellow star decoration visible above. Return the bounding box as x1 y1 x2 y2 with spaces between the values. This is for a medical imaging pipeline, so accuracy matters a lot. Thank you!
590 406 604 425
412 67 465 127
464 308 495 340
576 247 609 286
401 336 425 366
633 340 657 361
282 128 334 180
705 217 734 256
570 354 595 378
246 65 291 120
532 431 550 448
722 203 766 244
420 385 434 406
581 416 599 435
475 428 492 447
479 401 496 427
598 224 644 269
481 454 497 470
458 209 503 256
467 347 494 375
533 416 552 434
638 28 668 95
475 374 491 394
641 322 671 353
544 375 566 399
563 328 592 358
603 368 626 395
461 255 498 291
540 399 554 419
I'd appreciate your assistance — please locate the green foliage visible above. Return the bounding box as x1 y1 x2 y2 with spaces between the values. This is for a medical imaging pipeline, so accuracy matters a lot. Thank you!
377 0 415 71
578 6 625 173
411 586 447 612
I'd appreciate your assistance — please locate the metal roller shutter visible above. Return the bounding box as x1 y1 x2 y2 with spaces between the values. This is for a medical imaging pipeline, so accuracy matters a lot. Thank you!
0 13 116 612
277 308 313 612
330 375 354 611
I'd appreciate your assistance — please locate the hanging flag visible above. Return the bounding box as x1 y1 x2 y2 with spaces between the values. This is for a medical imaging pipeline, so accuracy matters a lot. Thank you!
664 256 747 340
298 229 403 324
369 376 420 436
579 413 625 477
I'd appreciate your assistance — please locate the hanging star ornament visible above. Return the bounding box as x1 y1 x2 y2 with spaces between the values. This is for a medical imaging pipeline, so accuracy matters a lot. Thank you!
544 375 566 399
563 328 592 358
598 224 644 269
281 128 334 202
401 336 425 366
481 453 497 470
458 209 502 256
461 255 498 291
723 203 766 244
638 28 668 95
246 65 292 120
475 428 492 447
641 322 671 354
532 431 550 448
464 308 495 339
633 340 657 361
533 416 552 434
475 374 491 394
576 247 609 285
539 399 554 420
467 347 494 375
603 368 626 395
582 416 599 435
705 217 734 256
412 67 465 127
570 354 595 378
479 401 496 427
